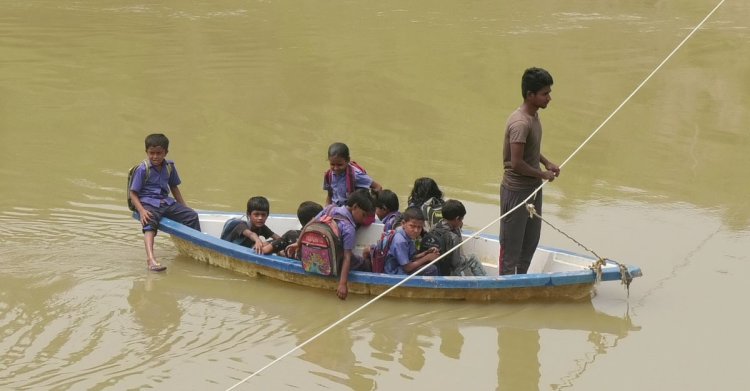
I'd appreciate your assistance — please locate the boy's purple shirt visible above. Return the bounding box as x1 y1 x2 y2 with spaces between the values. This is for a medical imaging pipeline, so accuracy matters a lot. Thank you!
130 159 181 209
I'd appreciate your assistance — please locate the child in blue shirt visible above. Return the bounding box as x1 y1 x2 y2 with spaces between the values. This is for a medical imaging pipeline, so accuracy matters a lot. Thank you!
384 206 440 276
129 133 201 272
323 142 382 207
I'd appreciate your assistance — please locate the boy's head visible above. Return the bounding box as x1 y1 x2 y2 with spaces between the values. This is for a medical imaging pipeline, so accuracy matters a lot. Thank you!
521 67 553 107
401 206 425 239
297 201 323 226
374 189 399 220
145 133 169 150
441 199 466 229
144 133 170 166
246 196 270 228
327 142 351 175
346 189 375 226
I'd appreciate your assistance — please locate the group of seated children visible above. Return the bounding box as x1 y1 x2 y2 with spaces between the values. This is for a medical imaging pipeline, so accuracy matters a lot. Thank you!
222 143 487 283
131 136 486 299
377 189 486 278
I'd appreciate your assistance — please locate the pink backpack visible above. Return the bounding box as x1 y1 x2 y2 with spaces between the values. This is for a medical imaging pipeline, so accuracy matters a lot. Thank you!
298 206 343 276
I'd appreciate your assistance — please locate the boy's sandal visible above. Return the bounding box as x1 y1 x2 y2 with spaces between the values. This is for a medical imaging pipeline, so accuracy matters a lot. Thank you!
148 263 167 272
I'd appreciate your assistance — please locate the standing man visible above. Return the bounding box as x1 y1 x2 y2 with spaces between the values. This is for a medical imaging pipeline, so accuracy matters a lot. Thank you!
499 67 560 275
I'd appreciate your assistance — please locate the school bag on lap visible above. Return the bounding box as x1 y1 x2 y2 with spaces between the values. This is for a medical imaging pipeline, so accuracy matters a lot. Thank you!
369 229 396 273
126 159 173 211
297 206 344 276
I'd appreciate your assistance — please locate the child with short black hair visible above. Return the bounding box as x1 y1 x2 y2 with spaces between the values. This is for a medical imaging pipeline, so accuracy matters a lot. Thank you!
272 201 323 257
130 133 201 272
324 142 382 207
423 199 487 276
384 206 440 276
223 196 281 254
374 189 401 232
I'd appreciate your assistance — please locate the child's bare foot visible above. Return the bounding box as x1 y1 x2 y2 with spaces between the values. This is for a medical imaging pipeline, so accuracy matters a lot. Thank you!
148 262 167 272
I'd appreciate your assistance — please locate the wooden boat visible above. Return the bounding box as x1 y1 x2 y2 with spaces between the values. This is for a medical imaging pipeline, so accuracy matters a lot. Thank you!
145 212 642 301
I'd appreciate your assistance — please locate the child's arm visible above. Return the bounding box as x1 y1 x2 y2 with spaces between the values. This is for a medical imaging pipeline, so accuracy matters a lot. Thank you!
337 250 352 300
242 229 265 253
403 247 440 274
369 180 383 193
260 242 276 255
130 190 153 226
170 185 188 206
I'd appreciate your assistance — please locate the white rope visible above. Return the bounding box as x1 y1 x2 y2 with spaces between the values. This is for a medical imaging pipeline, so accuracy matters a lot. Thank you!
558 0 726 170
224 2 724 389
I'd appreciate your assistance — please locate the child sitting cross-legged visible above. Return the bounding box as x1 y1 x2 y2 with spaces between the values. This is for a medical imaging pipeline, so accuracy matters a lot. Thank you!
384 206 440 276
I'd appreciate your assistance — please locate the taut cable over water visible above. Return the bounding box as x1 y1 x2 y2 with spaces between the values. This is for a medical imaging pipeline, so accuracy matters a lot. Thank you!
224 1 725 389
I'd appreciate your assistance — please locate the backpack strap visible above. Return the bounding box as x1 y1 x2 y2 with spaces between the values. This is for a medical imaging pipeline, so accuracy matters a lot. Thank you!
165 160 174 180
346 161 366 195
313 205 341 237
141 159 174 182
141 159 150 180
323 162 366 197
323 169 333 190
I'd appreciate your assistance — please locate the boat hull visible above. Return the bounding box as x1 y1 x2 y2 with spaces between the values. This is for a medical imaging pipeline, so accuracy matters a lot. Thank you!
149 212 642 302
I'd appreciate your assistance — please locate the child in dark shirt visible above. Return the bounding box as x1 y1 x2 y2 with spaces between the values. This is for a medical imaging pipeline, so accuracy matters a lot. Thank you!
423 199 487 276
223 196 281 254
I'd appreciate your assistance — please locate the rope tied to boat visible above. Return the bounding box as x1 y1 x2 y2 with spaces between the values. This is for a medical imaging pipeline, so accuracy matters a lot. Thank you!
526 204 632 295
